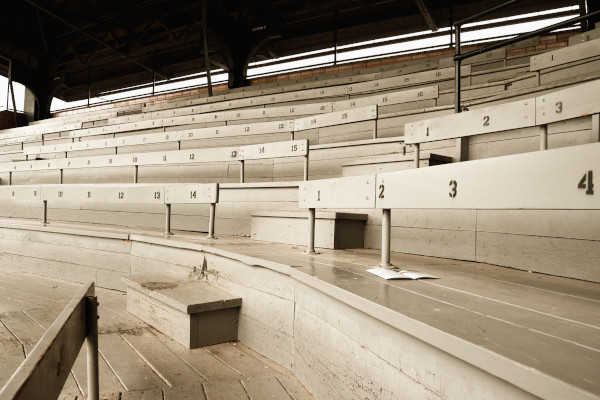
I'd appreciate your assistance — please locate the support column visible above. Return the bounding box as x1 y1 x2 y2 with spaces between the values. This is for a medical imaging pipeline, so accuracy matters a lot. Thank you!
239 160 245 183
303 155 309 181
7 61 19 128
207 203 216 239
372 119 378 139
456 136 469 162
24 87 36 125
379 209 393 268
202 0 213 97
42 200 48 225
592 113 599 142
454 24 469 162
133 165 139 183
539 125 548 150
413 143 420 168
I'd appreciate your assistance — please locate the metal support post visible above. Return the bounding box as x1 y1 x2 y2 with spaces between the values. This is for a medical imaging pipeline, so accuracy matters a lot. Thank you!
133 165 138 183
42 200 48 225
207 203 216 239
8 171 12 186
59 169 63 184
539 125 548 150
379 208 393 268
454 25 461 114
373 119 378 139
306 208 317 254
239 160 245 183
8 61 18 128
454 24 469 162
303 155 309 181
164 204 173 236
413 143 420 168
85 295 99 400
592 114 600 142
202 0 213 97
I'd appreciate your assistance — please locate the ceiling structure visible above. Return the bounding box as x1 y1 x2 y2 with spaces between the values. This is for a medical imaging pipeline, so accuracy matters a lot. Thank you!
0 0 585 117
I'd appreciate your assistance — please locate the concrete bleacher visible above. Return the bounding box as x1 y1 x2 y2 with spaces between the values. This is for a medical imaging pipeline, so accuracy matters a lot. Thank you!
0 33 599 400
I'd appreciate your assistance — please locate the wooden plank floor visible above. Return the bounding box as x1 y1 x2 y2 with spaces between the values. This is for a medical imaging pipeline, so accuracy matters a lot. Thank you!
0 267 313 400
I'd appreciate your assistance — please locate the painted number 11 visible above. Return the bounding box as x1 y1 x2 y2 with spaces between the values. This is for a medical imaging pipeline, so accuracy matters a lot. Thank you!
578 171 594 195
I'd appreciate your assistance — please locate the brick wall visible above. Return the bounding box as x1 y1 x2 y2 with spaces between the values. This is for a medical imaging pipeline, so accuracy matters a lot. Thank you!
0 110 25 129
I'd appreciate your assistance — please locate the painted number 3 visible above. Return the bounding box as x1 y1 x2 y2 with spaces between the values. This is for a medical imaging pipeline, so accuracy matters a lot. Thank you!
449 180 458 198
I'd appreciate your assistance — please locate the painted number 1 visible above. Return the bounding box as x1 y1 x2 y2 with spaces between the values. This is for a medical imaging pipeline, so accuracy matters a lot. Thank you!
578 171 594 195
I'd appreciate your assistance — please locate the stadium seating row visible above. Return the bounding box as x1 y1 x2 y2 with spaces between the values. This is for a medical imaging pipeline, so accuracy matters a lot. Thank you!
0 182 219 237
0 140 309 184
300 142 599 264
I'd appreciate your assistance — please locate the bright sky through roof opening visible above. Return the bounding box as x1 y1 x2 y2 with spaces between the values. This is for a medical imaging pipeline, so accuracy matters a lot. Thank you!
0 6 580 114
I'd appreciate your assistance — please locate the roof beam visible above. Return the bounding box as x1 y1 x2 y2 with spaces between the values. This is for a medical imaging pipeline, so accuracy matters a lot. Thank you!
22 0 168 79
414 0 438 31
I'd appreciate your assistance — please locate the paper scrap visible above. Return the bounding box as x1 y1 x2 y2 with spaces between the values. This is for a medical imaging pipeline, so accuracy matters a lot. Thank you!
367 267 438 280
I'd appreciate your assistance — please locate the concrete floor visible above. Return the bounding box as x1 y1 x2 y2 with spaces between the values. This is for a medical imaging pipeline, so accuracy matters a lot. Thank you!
0 219 599 399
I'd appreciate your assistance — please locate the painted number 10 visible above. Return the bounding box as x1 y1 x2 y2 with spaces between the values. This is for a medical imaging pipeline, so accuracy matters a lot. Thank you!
578 171 594 195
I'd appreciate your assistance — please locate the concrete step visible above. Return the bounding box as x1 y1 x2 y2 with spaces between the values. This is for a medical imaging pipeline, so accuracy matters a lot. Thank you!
342 152 452 176
122 274 241 348
251 210 368 249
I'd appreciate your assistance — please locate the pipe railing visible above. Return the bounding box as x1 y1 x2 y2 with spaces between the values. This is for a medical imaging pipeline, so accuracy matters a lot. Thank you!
454 5 600 114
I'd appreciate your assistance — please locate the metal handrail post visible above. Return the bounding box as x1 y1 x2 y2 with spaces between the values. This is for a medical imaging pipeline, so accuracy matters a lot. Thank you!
86 295 99 400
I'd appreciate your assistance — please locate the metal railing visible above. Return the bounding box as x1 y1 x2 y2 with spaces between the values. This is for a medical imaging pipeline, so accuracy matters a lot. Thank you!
453 2 600 114
0 282 99 400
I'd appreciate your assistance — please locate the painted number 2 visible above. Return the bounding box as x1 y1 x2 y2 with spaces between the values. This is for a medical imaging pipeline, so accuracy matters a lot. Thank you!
578 171 594 195
378 184 384 199
449 180 458 198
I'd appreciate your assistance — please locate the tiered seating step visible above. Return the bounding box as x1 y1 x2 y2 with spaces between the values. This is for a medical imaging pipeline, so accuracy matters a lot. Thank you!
122 274 241 349
342 152 451 175
251 210 367 249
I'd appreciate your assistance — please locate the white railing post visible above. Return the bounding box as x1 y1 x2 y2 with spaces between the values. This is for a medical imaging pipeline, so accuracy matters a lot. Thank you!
306 208 317 254
413 143 420 168
539 125 548 150
207 202 216 239
303 155 309 181
164 203 173 236
239 160 245 183
42 200 48 225
86 295 99 400
379 208 393 268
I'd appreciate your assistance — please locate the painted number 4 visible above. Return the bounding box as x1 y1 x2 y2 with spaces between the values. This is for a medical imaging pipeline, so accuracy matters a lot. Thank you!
578 171 594 195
